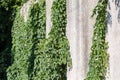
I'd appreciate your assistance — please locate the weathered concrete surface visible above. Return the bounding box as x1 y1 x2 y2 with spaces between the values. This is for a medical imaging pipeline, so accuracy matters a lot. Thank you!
106 0 120 80
46 0 53 38
66 0 79 79
20 0 32 22
66 0 97 80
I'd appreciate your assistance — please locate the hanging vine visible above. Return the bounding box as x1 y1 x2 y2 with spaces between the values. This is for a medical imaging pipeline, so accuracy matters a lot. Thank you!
0 0 28 79
85 0 108 80
6 0 46 79
29 0 46 80
0 1 31 80
7 8 33 80
2 0 70 80
32 0 70 80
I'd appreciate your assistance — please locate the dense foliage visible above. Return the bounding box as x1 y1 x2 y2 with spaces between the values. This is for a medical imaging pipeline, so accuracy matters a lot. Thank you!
7 9 31 80
29 1 46 80
0 0 28 79
0 2 14 80
7 0 46 80
5 0 69 80
0 0 28 10
1 0 109 80
32 0 69 80
85 0 108 80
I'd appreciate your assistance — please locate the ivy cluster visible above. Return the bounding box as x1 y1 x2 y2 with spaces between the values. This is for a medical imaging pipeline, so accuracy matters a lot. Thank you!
7 1 46 80
6 0 69 80
0 0 20 79
0 0 28 10
32 0 70 80
7 8 32 80
0 0 29 79
29 0 46 80
85 0 108 80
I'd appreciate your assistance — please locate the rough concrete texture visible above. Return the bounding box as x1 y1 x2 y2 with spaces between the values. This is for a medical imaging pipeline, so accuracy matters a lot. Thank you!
66 0 79 80
20 0 32 22
46 0 53 38
66 0 97 80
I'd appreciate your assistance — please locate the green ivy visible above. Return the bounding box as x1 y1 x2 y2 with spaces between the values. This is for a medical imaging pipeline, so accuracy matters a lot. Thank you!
85 0 108 80
7 0 47 80
28 1 46 80
0 0 29 79
3 0 70 80
0 48 11 80
0 1 16 80
0 0 28 10
7 8 32 80
32 0 70 80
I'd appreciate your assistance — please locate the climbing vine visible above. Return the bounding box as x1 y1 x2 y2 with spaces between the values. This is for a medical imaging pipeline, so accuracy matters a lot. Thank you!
0 0 27 79
32 0 69 80
7 0 46 80
7 8 33 80
1 0 70 80
29 0 46 80
0 0 28 10
85 0 108 80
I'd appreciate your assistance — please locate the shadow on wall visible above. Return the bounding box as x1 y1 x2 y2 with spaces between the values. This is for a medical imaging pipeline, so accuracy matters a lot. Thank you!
115 0 120 22
107 0 120 25
106 0 120 33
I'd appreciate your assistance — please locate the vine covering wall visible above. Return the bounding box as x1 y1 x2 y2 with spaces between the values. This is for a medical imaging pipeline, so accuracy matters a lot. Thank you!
0 0 110 80
7 8 32 80
6 0 69 80
0 0 26 79
6 0 46 80
85 0 108 80
32 0 69 79
29 0 46 80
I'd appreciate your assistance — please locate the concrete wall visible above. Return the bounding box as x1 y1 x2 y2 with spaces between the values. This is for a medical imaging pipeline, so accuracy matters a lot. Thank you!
46 0 53 38
66 0 97 80
20 0 32 22
67 0 120 80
